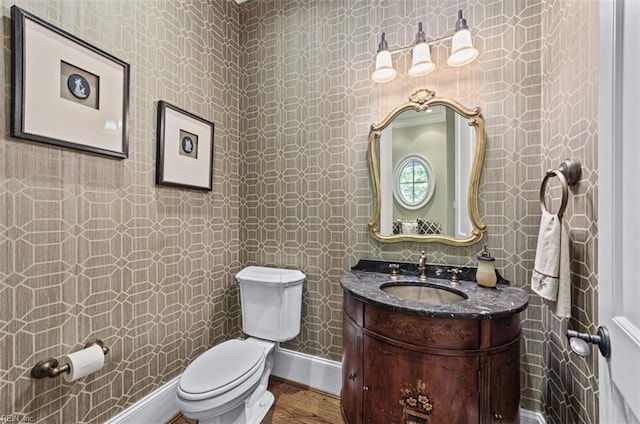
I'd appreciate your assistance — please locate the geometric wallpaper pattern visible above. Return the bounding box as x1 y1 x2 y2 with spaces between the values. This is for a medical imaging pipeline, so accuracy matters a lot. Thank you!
0 1 241 423
239 0 598 422
0 0 598 423
540 1 599 422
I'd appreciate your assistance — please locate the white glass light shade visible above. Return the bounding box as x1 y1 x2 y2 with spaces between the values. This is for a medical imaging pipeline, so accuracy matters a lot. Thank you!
408 42 435 77
447 29 479 67
372 50 397 83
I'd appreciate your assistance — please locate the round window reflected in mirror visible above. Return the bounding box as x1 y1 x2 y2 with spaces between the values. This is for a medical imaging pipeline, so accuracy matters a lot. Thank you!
393 155 435 210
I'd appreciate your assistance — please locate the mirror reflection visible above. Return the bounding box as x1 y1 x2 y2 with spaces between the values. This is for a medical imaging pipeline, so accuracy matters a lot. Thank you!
368 89 486 245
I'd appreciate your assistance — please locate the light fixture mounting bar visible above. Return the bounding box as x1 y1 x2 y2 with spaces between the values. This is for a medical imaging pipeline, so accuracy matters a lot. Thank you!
386 33 455 55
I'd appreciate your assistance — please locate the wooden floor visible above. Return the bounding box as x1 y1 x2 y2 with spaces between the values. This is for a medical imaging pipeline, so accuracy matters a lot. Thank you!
167 378 342 424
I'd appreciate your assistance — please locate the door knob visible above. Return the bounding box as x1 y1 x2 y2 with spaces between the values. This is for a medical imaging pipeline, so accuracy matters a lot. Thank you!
566 326 611 358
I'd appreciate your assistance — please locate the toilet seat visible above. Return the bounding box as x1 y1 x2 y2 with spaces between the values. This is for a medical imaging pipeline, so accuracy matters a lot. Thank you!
178 340 265 401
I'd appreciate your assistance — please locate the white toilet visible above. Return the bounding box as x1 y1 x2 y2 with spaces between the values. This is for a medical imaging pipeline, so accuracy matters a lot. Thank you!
176 266 305 424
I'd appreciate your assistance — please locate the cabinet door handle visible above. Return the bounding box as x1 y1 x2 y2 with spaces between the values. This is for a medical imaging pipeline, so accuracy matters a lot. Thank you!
493 413 503 422
348 372 357 380
362 386 369 393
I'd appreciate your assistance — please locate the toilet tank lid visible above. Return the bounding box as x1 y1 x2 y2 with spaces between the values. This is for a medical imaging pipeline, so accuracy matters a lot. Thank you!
236 266 305 285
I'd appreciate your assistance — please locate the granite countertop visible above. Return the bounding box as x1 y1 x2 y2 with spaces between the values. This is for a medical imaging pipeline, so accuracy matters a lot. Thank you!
341 260 529 319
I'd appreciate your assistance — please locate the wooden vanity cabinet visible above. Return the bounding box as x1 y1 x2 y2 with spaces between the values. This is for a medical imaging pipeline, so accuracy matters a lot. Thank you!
341 290 521 424
342 288 364 424
485 342 521 424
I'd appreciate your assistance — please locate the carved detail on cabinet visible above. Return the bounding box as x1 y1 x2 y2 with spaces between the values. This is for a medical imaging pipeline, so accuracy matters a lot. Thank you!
366 340 393 357
365 303 480 349
399 379 434 424
399 379 434 414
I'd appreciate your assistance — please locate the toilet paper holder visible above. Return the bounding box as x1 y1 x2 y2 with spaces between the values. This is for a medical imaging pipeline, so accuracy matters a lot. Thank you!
31 339 109 379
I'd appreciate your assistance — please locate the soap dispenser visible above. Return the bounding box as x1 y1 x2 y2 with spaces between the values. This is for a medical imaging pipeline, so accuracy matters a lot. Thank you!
476 245 497 288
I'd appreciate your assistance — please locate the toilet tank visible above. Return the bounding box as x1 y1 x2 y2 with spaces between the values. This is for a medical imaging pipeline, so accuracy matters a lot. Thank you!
236 266 305 342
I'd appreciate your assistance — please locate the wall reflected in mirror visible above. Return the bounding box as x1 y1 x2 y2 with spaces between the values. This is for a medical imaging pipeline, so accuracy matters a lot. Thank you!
379 106 474 238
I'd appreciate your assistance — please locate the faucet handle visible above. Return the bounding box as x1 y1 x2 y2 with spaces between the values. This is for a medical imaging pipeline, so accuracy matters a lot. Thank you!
389 263 400 279
447 268 462 285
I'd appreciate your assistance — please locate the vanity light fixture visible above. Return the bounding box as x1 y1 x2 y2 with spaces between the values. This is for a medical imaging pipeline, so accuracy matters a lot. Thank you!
372 10 479 83
408 23 435 77
372 33 397 83
448 10 479 66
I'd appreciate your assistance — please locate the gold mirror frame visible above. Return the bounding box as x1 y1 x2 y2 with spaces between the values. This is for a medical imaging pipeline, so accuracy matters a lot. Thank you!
368 89 486 245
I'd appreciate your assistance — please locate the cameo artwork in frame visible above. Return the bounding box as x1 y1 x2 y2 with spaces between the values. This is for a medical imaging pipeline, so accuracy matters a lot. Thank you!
11 6 129 158
156 101 214 191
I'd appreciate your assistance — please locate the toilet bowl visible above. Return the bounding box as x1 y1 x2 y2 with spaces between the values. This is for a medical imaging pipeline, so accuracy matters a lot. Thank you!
176 266 305 424
177 338 275 424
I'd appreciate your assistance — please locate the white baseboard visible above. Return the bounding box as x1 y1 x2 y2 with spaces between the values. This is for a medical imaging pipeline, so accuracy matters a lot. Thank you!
271 345 342 396
103 347 544 424
521 408 546 424
104 375 180 424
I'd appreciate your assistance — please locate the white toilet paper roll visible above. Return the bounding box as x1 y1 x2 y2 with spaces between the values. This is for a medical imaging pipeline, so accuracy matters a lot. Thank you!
62 344 105 382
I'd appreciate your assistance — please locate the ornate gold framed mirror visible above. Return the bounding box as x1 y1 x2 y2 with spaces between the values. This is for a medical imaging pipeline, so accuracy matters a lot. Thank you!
368 89 486 245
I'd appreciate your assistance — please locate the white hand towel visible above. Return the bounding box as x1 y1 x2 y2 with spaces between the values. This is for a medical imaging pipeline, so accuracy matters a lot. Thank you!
551 222 571 318
530 210 572 318
531 211 561 300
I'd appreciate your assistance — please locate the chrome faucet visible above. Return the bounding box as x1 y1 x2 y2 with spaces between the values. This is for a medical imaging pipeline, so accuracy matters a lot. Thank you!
418 250 428 281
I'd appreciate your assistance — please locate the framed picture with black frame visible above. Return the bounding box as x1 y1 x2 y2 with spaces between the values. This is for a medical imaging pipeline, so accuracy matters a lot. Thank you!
156 101 215 191
11 6 130 158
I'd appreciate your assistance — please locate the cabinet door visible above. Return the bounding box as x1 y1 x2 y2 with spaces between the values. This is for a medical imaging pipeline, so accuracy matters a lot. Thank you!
487 341 520 424
341 315 363 424
363 335 479 424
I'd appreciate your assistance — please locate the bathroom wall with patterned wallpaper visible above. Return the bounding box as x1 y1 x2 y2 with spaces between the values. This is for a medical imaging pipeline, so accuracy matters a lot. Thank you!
0 0 599 423
239 0 598 421
540 1 599 423
0 1 241 423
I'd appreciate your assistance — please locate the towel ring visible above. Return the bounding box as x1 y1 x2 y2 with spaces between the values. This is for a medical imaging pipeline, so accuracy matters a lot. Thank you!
540 169 569 217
